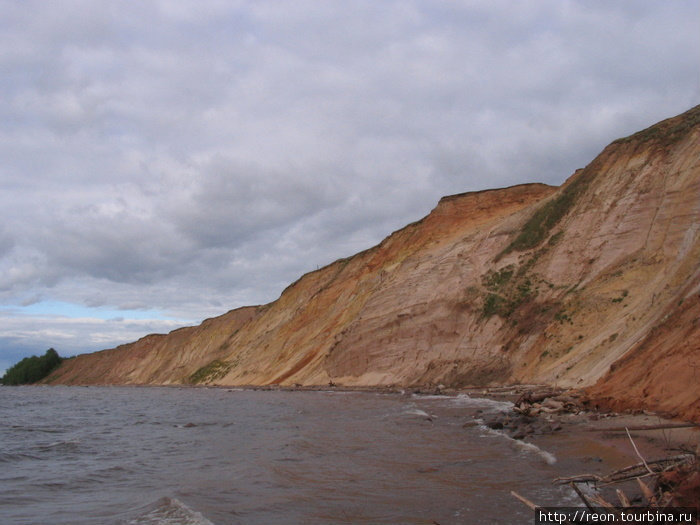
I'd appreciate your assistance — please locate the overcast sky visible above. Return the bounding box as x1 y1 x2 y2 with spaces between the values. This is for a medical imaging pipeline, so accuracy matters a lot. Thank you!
1 1 698 373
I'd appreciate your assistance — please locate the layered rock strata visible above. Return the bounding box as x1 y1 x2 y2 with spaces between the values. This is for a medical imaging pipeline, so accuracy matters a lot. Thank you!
46 106 700 421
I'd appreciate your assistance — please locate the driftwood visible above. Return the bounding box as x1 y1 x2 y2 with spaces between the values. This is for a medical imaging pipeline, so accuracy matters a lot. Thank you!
637 477 656 505
555 472 604 484
586 422 700 432
510 490 537 511
588 493 617 511
509 387 699 518
626 428 655 476
553 454 695 485
515 389 565 405
616 488 631 507
569 482 595 512
512 388 583 416
513 451 698 522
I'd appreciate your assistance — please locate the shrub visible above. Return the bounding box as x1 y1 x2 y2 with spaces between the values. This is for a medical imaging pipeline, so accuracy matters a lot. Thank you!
484 266 514 291
188 359 232 384
500 171 593 257
482 293 510 318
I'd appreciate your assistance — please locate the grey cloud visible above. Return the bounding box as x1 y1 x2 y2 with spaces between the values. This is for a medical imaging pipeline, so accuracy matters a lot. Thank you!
0 312 188 372
169 156 344 249
0 0 698 360
0 227 14 257
43 203 191 284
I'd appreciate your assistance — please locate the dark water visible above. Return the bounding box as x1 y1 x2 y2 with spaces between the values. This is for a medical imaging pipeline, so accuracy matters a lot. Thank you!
0 386 629 524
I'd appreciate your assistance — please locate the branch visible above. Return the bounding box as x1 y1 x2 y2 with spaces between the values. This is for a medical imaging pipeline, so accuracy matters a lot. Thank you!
626 427 654 476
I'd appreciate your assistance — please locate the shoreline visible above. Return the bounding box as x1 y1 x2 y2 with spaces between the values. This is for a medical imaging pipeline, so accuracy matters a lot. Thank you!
26 380 700 427
10 381 700 508
29 380 700 449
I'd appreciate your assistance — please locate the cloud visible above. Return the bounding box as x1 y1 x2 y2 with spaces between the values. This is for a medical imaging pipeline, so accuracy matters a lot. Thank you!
0 0 698 362
169 155 344 249
0 309 187 375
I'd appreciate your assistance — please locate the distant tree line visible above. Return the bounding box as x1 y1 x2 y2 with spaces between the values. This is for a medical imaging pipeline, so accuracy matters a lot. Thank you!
1 348 63 385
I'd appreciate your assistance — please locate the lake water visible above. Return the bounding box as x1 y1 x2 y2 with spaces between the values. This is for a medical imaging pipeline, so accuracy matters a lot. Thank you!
0 386 631 524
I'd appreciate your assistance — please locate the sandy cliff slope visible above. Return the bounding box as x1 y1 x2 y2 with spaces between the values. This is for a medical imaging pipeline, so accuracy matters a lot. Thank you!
45 106 700 421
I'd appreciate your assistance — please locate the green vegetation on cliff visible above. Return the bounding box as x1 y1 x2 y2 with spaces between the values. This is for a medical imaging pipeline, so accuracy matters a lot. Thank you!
188 359 232 384
480 263 536 319
1 348 63 385
613 104 700 145
500 171 592 256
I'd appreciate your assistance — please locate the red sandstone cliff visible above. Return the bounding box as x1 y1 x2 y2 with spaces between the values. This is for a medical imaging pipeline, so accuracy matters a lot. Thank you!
46 106 700 422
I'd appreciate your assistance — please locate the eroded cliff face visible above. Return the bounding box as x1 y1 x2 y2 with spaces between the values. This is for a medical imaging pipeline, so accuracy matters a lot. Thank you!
46 106 700 421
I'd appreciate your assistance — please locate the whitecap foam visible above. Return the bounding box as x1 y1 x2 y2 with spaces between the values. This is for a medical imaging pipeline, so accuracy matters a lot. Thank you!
452 393 513 411
409 394 450 400
475 420 557 465
401 405 436 419
122 497 215 525
403 408 433 418
513 439 557 465
37 439 81 451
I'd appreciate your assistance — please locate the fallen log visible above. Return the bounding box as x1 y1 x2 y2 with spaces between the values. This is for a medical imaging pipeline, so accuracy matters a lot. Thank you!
515 390 561 405
616 488 630 507
553 454 695 485
510 490 537 511
570 482 595 512
554 473 603 484
512 491 577 524
586 422 699 432
636 477 656 505
588 493 618 513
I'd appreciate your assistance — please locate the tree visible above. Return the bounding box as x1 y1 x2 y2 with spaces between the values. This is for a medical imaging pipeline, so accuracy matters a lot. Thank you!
1 348 63 385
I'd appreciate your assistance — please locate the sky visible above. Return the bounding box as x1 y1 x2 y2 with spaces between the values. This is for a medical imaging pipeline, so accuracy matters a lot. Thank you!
1 1 699 374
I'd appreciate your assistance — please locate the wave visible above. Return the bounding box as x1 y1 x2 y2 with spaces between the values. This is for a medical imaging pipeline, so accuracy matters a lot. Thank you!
452 393 513 411
402 407 434 419
475 420 557 465
8 424 65 434
120 497 216 525
0 451 41 463
36 439 81 452
409 393 449 400
513 439 557 465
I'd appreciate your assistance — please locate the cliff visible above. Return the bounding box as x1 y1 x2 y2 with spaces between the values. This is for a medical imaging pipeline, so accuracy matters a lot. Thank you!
46 105 700 422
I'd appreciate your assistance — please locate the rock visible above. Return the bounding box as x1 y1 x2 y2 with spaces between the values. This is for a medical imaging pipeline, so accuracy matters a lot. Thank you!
40 107 700 425
542 399 564 411
511 430 526 440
